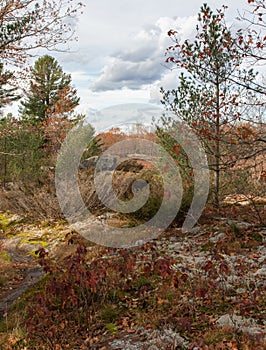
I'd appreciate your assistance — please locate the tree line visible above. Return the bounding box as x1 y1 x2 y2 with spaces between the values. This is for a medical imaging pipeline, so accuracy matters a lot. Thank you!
0 0 265 214
0 0 89 186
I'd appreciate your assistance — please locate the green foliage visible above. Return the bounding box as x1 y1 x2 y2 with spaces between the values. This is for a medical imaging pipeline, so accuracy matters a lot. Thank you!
0 4 35 63
128 172 163 221
0 251 11 262
153 127 195 219
158 4 264 206
0 115 44 185
20 55 79 123
0 63 20 113
20 239 48 248
82 136 103 159
56 117 96 175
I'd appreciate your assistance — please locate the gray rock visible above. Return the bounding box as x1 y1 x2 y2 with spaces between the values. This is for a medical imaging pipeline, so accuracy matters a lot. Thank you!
110 328 188 349
209 232 225 243
228 220 252 230
254 267 266 276
216 314 266 338
188 226 201 234
79 156 99 169
236 288 246 294
97 155 118 171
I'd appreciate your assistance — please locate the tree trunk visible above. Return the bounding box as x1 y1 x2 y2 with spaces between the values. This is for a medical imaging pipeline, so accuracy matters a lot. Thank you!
214 72 220 208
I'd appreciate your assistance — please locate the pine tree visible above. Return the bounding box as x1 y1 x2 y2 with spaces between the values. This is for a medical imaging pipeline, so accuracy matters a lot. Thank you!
0 62 20 113
20 55 80 123
159 4 265 207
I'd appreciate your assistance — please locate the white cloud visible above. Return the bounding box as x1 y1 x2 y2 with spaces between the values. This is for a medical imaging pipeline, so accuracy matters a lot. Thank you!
84 103 163 133
149 70 179 104
3 0 250 120
90 15 197 92
76 87 151 115
62 0 248 117
91 58 164 91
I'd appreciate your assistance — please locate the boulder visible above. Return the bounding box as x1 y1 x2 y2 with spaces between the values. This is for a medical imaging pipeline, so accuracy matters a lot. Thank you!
79 156 99 169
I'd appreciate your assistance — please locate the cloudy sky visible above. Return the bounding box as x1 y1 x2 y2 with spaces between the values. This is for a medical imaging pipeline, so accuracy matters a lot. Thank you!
6 0 250 129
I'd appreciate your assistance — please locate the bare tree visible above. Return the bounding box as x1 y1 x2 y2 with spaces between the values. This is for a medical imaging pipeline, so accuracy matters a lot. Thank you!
0 0 84 66
237 0 266 64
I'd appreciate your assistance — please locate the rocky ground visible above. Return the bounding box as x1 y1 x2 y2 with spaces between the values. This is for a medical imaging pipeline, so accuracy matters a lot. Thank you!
0 206 265 349
94 213 266 349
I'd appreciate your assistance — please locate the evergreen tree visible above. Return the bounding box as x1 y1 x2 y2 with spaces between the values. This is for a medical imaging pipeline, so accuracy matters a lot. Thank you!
20 55 80 123
0 115 43 186
158 4 265 207
0 62 20 113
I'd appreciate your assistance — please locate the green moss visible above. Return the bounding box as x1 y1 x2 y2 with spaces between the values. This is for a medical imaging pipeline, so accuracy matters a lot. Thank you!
230 223 242 237
29 240 48 247
40 220 51 228
0 319 7 332
105 323 118 334
0 213 9 225
0 251 11 262
0 213 25 234
19 238 48 247
132 276 151 290
27 250 41 258
6 232 29 239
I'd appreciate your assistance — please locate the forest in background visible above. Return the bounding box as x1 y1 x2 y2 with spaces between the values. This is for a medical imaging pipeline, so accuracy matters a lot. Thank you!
0 1 265 214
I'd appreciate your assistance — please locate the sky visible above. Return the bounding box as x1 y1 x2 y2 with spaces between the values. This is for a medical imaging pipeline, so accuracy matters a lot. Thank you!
5 0 250 130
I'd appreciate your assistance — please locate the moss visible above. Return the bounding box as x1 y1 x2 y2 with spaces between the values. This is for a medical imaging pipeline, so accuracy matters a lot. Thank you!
19 238 48 247
230 223 242 237
105 323 118 334
28 240 48 247
0 213 25 234
40 220 51 228
7 229 49 240
6 232 29 239
0 321 7 333
26 250 41 258
0 213 9 226
0 251 11 262
0 213 9 234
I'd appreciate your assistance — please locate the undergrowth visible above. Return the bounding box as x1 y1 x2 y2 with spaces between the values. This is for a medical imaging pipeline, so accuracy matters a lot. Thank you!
2 231 261 349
